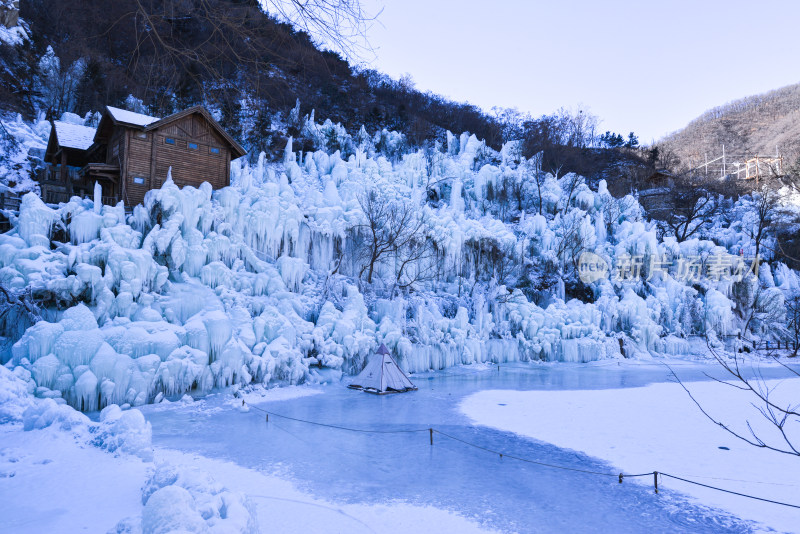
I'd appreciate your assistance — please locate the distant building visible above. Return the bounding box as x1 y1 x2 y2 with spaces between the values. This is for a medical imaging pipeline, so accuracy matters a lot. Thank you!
40 105 246 207
637 169 676 217
643 169 676 189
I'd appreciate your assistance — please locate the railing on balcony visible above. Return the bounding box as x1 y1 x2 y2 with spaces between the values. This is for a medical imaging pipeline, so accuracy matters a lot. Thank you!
0 192 21 212
38 164 81 183
41 188 118 207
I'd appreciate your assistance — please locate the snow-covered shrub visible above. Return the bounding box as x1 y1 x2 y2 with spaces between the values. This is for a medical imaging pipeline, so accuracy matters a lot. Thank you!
92 404 153 461
111 463 258 534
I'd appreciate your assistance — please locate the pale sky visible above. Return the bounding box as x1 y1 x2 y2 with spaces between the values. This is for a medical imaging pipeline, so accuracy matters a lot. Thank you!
361 0 800 144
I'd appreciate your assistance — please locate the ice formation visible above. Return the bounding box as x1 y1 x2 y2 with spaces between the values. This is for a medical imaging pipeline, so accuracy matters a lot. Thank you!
2 112 798 410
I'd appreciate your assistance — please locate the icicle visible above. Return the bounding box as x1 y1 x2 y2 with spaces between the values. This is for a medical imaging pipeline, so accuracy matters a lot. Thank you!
94 182 103 214
450 177 464 214
595 211 607 244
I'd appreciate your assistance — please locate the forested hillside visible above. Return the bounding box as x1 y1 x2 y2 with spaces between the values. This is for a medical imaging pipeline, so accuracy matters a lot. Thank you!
659 82 800 173
3 0 504 155
0 0 657 187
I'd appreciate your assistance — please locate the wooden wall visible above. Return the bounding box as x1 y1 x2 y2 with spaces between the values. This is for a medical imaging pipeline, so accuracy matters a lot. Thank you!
123 113 232 207
125 129 153 206
106 127 125 167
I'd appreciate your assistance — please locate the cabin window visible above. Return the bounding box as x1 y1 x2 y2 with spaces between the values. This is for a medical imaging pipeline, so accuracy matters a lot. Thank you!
188 142 198 150
209 147 220 155
132 176 145 185
165 137 176 145
135 133 147 140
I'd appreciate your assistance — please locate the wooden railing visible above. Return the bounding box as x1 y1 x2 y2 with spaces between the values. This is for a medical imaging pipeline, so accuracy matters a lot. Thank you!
41 188 118 206
38 164 81 183
0 192 21 212
0 192 21 232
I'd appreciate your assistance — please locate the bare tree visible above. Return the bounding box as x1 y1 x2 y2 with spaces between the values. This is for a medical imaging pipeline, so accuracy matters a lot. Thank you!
559 172 583 215
670 341 800 456
356 189 428 285
664 187 716 242
748 185 779 260
553 210 593 276
393 236 437 292
785 294 800 357
0 285 41 354
101 0 376 110
524 151 546 215
262 0 379 60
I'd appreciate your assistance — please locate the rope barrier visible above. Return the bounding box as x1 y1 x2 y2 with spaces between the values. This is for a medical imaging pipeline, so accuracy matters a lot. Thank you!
241 399 651 478
243 401 428 434
431 429 652 479
660 473 800 509
240 399 800 509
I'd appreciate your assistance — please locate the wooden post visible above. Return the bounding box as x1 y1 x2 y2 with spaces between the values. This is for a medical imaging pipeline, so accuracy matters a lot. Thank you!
653 471 659 494
756 157 760 184
429 428 433 445
722 145 726 177
150 131 158 188
122 129 131 203
225 150 231 187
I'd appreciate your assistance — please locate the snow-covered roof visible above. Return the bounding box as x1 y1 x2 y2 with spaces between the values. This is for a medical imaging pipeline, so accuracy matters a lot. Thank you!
53 121 96 151
106 106 160 127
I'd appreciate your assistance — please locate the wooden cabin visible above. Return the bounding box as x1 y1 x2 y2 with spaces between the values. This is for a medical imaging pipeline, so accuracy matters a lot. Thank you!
41 121 98 204
39 105 246 208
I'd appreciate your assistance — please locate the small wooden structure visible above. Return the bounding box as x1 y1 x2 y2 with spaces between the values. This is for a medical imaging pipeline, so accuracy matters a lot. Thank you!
643 169 676 189
41 121 98 204
687 146 784 183
39 105 246 208
740 155 783 183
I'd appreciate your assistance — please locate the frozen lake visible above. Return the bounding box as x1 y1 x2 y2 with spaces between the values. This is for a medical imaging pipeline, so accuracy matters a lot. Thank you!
143 361 781 533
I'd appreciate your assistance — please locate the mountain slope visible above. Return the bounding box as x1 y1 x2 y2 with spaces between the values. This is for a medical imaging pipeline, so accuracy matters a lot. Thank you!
659 82 800 171
4 0 503 157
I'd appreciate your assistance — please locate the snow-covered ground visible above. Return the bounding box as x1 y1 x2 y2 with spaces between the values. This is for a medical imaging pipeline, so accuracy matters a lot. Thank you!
1 429 495 534
0 372 496 534
155 449 498 534
461 367 800 533
5 359 799 532
1 424 149 533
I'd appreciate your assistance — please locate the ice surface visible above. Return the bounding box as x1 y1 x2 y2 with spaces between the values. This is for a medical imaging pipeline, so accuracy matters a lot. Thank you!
141 364 773 534
461 371 800 533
